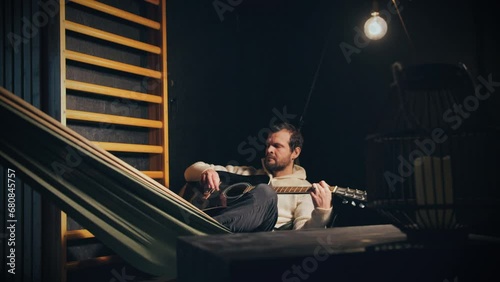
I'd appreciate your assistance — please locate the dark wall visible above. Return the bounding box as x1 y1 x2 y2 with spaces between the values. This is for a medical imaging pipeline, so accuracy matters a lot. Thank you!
167 0 300 187
167 0 500 225
1 1 43 281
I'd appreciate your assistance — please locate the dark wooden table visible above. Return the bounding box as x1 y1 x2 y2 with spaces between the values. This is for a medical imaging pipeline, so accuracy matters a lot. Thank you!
177 224 499 282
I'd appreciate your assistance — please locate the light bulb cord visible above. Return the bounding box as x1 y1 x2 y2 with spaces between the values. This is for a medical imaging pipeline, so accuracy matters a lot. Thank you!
392 0 417 59
298 23 334 132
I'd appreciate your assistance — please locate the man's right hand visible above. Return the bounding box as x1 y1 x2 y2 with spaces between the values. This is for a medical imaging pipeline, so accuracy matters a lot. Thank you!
200 168 220 199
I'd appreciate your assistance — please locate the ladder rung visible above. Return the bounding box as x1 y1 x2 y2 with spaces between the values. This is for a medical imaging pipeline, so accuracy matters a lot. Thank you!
66 80 162 104
65 21 161 54
66 110 163 128
145 0 160 5
66 50 162 79
70 0 161 30
94 141 163 153
141 171 164 179
66 255 122 271
66 229 95 240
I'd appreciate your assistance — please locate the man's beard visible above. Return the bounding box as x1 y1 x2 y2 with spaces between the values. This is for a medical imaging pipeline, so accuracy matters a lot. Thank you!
264 156 291 174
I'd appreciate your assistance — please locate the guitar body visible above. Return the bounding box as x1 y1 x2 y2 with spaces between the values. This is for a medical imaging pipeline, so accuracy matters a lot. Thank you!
181 171 271 210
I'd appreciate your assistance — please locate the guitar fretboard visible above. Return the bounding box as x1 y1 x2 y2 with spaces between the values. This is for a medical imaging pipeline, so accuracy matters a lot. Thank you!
272 186 367 202
273 186 313 193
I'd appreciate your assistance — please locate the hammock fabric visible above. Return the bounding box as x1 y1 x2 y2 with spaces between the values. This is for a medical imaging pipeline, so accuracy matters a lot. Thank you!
0 87 231 279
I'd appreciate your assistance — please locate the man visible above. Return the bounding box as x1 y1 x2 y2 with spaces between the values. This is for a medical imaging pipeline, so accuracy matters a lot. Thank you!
184 122 333 232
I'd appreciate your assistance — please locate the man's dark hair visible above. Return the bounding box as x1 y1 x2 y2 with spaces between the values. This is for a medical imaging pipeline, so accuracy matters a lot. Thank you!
270 122 304 151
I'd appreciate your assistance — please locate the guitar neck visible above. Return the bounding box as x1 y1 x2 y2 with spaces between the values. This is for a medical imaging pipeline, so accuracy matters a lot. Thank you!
273 186 342 193
272 186 367 202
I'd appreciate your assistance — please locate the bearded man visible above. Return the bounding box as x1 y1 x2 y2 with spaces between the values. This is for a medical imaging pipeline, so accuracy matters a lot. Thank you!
184 122 333 232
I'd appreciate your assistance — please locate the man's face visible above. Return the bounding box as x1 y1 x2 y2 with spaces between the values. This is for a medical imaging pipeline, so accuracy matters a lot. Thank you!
264 129 296 173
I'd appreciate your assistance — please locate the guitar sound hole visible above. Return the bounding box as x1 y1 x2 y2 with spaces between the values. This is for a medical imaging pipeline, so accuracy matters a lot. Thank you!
224 183 250 198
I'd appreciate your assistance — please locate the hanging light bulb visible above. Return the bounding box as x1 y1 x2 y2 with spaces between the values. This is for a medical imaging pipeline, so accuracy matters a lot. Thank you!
364 12 388 40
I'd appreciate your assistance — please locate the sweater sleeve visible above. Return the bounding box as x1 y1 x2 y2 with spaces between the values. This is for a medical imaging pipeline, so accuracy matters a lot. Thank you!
184 161 225 181
292 194 333 230
184 161 261 181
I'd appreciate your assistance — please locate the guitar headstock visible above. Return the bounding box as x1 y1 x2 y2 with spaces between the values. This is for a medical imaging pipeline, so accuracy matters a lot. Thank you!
332 186 368 208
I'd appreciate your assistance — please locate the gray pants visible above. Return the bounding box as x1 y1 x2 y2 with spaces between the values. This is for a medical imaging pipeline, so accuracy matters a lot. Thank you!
211 184 278 232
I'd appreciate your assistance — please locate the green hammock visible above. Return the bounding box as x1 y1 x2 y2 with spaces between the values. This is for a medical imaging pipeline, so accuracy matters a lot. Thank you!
0 87 231 279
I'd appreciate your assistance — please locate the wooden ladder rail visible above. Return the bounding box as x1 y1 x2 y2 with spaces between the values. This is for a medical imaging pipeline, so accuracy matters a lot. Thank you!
59 0 168 280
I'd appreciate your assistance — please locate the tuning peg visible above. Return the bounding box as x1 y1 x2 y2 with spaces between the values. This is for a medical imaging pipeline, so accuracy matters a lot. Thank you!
351 201 356 207
342 199 349 204
358 203 365 209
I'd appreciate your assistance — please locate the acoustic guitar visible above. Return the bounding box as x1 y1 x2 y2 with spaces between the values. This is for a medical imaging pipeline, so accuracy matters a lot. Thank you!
180 171 368 212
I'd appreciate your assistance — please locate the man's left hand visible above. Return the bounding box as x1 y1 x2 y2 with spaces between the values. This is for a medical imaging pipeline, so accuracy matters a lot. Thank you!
309 180 332 209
